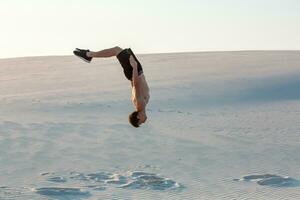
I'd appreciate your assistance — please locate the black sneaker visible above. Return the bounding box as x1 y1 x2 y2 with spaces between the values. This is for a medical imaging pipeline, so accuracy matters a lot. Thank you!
73 48 92 63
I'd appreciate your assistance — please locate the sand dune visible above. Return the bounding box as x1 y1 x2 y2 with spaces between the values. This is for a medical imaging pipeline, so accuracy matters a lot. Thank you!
0 51 300 199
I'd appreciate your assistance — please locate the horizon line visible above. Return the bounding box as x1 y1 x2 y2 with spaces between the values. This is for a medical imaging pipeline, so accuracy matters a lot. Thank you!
1 49 300 60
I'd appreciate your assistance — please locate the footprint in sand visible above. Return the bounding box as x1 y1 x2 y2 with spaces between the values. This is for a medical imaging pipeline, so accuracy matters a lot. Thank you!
70 171 127 184
46 176 67 183
235 174 300 187
36 170 183 197
33 187 90 198
120 171 181 190
41 172 67 183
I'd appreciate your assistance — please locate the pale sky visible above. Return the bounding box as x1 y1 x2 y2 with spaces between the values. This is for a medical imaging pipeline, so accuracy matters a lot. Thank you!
0 0 300 58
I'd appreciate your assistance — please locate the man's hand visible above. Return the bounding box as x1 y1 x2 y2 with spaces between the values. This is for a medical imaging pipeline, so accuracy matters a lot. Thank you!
129 55 138 68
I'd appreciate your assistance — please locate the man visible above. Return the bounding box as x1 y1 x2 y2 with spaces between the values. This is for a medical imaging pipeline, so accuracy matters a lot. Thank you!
73 46 150 127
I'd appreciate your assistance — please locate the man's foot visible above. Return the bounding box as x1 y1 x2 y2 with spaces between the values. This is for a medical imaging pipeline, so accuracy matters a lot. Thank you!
73 48 92 63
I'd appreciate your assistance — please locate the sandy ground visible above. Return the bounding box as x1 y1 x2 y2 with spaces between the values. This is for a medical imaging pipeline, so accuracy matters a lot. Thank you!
0 51 300 199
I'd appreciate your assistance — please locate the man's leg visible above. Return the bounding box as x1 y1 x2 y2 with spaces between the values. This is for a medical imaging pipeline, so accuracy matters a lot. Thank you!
87 46 123 58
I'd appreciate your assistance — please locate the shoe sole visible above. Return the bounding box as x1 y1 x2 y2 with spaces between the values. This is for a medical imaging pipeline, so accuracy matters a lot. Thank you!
74 53 91 63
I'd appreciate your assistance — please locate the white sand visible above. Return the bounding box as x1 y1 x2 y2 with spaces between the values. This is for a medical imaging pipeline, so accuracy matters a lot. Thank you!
0 51 300 199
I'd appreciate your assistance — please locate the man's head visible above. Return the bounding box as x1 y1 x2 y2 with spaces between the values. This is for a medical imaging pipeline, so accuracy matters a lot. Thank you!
128 111 147 128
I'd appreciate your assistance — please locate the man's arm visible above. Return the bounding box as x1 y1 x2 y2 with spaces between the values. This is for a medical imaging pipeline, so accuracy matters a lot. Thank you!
129 56 145 111
129 55 139 87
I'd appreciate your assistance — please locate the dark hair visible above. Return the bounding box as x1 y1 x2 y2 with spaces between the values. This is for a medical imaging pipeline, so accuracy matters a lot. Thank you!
129 111 139 128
